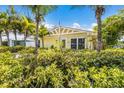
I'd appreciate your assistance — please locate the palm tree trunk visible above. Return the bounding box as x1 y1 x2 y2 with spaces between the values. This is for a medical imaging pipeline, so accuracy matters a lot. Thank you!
0 31 2 46
35 20 39 63
14 30 17 46
35 8 40 64
24 30 27 47
41 35 44 48
6 31 10 46
96 14 102 52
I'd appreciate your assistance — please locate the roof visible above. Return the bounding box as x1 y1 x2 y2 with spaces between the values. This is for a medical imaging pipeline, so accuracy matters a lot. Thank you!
47 26 97 36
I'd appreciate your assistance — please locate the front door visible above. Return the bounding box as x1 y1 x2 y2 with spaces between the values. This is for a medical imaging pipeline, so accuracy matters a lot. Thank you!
62 39 66 48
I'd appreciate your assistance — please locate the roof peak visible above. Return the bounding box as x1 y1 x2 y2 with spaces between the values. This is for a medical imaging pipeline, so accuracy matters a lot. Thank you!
49 26 93 33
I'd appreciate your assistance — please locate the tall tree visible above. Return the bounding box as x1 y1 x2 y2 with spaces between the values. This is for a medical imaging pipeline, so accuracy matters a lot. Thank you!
9 5 20 46
0 13 5 46
94 6 105 52
72 5 105 52
26 5 57 63
0 12 10 46
3 5 15 46
21 16 35 46
39 25 48 48
103 15 124 47
0 26 3 46
93 9 124 48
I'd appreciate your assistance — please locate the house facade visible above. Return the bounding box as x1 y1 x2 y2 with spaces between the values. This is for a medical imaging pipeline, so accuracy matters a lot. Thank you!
2 32 35 47
40 27 97 50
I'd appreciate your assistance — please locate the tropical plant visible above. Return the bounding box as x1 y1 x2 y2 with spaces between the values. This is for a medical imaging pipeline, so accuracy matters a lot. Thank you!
21 16 35 46
9 5 22 46
26 5 57 64
0 12 10 46
0 48 124 87
39 25 48 48
93 14 124 48
0 24 4 46
103 15 124 46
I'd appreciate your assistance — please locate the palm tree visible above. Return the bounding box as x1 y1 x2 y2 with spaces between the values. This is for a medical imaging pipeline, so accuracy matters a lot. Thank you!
2 5 15 46
9 5 20 46
0 13 5 46
39 25 48 48
26 5 57 63
94 6 105 52
21 16 35 46
0 12 10 46
11 17 22 46
72 5 105 52
0 27 3 46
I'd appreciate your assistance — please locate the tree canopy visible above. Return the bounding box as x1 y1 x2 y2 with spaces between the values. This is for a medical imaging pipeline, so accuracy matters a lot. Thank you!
93 13 124 48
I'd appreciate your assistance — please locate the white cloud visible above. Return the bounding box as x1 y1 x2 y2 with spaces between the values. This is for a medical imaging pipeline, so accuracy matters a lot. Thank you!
43 22 97 31
71 22 96 31
72 23 81 29
82 23 97 31
44 23 54 29
91 23 97 28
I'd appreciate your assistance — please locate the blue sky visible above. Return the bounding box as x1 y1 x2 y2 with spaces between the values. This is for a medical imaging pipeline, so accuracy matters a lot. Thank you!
1 5 124 30
44 5 124 30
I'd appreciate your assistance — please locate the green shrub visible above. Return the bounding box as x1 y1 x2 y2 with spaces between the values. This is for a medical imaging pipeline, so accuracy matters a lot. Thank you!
0 48 124 88
10 46 25 53
0 52 23 88
0 46 25 53
78 49 124 69
88 66 124 88
19 63 64 88
0 46 10 53
67 67 90 88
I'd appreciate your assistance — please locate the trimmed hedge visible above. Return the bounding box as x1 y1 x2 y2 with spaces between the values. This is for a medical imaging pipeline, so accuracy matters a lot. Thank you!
0 46 35 53
0 46 25 53
0 48 124 87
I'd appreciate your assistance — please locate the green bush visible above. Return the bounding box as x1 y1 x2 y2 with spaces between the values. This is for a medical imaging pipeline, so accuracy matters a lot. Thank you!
0 52 23 88
10 46 25 53
0 46 25 53
89 66 124 88
80 49 124 68
0 46 10 53
67 67 90 88
0 48 124 88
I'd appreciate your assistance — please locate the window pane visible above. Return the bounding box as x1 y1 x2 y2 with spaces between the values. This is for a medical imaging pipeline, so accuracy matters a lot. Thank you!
71 39 77 49
78 38 85 49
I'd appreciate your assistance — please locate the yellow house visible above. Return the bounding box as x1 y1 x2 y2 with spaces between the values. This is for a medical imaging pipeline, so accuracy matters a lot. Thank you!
40 27 97 50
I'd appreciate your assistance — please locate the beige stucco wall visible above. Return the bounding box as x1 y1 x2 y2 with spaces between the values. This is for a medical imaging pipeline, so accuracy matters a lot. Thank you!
40 33 96 50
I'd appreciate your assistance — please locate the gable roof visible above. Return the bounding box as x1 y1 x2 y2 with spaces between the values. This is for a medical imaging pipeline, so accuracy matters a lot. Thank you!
48 26 96 36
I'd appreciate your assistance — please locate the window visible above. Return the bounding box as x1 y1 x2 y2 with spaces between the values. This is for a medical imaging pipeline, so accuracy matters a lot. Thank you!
78 38 85 49
14 40 25 46
71 38 85 49
62 40 66 48
71 38 77 49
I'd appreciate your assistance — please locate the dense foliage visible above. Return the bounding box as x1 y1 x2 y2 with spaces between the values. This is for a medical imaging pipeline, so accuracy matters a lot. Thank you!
0 47 124 88
94 14 124 48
